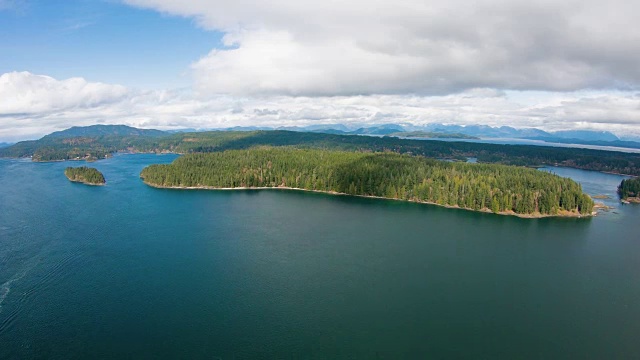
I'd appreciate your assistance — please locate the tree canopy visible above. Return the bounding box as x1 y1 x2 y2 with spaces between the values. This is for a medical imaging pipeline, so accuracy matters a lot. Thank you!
141 147 593 216
618 177 640 200
64 166 106 185
3 130 640 176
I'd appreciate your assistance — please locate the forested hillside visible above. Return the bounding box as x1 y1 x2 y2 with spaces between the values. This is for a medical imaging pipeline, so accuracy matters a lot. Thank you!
3 127 640 175
45 125 166 138
141 148 594 216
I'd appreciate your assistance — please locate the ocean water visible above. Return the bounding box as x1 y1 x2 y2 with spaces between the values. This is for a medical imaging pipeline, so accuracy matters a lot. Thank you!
1 154 639 359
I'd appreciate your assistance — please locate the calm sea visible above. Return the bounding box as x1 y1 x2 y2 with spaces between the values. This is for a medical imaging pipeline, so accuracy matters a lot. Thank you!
1 154 639 359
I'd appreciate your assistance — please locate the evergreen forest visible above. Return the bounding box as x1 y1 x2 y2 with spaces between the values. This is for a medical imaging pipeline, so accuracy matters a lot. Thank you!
140 147 594 216
618 178 640 200
64 166 106 185
3 129 640 176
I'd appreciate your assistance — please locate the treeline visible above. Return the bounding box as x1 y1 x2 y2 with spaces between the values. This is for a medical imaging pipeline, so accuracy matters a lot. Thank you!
35 146 111 161
618 178 640 199
0 135 169 161
4 129 640 176
64 166 106 185
140 148 594 216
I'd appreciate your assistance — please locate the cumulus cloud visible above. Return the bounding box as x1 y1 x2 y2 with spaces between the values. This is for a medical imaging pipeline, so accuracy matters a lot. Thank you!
124 0 640 96
2 72 640 142
0 72 128 114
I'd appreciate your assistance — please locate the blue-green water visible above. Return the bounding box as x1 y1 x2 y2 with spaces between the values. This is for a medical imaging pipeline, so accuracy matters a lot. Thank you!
1 154 639 359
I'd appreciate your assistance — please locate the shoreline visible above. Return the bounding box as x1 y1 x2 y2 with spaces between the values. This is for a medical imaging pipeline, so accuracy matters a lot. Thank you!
11 152 640 178
66 177 105 186
142 181 593 219
621 197 640 204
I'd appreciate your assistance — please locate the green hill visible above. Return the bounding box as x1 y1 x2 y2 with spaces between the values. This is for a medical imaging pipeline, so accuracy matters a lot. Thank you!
45 125 165 138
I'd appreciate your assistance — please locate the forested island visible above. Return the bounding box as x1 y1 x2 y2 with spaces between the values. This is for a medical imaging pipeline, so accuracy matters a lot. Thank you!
64 166 106 186
140 148 594 217
618 178 640 203
2 126 640 176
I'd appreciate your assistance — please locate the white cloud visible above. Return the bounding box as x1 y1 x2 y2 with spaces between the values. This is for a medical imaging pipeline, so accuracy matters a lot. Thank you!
2 72 640 142
124 0 640 96
0 72 128 114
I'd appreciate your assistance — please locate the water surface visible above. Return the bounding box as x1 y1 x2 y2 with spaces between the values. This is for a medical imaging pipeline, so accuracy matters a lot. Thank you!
1 155 639 359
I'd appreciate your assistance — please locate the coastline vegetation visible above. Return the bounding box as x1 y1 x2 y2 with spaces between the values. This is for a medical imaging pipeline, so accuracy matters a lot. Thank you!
2 129 640 176
140 147 594 217
618 177 640 202
64 166 106 185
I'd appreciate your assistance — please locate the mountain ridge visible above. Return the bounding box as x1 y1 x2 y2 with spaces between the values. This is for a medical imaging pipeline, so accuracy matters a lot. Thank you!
44 125 166 139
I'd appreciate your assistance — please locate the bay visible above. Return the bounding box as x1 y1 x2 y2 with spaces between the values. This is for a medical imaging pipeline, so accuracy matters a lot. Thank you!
0 154 639 359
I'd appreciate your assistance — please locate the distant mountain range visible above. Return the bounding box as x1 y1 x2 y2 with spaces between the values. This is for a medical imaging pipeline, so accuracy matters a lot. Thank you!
551 130 620 142
186 123 638 148
9 123 640 150
3 124 640 176
413 124 623 142
0 142 13 148
182 123 624 142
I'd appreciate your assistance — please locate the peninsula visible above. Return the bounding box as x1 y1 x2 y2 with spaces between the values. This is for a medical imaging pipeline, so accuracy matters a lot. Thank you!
64 166 106 186
140 148 594 218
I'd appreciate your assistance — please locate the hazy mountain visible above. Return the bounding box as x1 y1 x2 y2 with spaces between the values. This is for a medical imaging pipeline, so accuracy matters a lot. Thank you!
386 131 479 139
417 124 629 145
422 123 552 138
0 142 13 148
297 123 352 132
351 124 405 135
44 125 166 138
166 128 201 133
221 124 631 146
290 124 406 136
11 123 635 150
226 126 273 131
552 130 619 142
308 128 351 135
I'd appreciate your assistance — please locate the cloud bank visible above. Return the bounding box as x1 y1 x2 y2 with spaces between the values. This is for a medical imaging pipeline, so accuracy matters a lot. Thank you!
1 72 639 142
2 1 639 141
0 72 128 114
124 0 640 96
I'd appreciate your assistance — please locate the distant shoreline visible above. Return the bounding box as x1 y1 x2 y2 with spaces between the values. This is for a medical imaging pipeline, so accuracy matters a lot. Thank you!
142 181 593 219
11 150 638 179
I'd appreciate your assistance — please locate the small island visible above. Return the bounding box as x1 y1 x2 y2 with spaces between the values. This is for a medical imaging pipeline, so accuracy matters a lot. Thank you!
140 147 594 218
64 166 106 186
618 177 640 203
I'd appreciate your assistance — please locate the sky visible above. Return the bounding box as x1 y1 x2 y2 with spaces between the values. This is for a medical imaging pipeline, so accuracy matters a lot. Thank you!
1 0 639 142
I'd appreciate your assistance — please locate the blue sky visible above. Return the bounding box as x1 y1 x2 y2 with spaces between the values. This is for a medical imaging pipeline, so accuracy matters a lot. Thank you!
0 0 639 141
0 0 222 88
